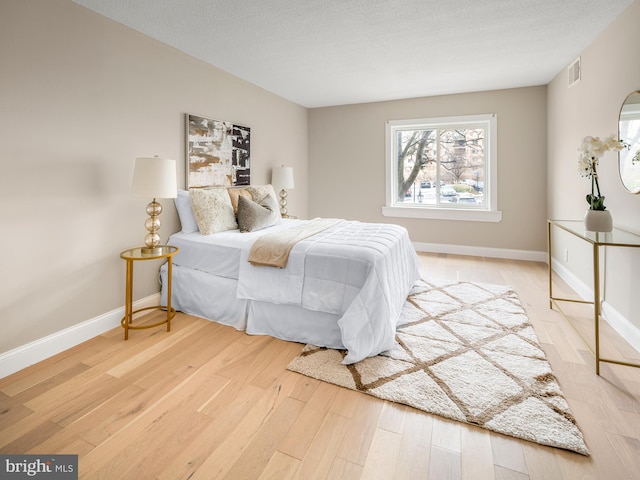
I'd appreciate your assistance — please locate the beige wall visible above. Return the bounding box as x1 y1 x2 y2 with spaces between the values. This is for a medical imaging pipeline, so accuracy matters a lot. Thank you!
0 0 308 354
308 87 548 253
547 0 640 327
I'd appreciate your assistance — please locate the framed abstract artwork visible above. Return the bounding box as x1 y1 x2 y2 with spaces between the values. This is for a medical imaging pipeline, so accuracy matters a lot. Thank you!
185 113 251 188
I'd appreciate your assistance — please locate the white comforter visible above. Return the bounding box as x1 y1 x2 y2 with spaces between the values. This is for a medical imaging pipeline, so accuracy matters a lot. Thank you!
237 219 420 364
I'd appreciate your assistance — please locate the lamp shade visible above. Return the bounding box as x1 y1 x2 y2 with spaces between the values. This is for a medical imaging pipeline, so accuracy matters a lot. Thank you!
131 157 177 199
271 166 294 190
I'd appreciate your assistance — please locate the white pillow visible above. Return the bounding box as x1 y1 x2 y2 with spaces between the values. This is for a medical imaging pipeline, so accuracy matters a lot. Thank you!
190 188 238 235
174 189 199 233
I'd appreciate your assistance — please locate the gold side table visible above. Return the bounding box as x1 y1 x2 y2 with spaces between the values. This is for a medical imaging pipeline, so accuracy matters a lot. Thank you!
548 220 640 374
120 245 178 340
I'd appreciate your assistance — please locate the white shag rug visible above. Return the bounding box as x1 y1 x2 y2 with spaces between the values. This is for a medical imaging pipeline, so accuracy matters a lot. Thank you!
287 279 589 456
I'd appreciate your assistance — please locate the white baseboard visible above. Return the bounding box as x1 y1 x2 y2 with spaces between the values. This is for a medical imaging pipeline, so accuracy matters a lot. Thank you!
0 294 160 379
551 259 640 354
551 259 593 301
601 302 640 355
413 242 548 263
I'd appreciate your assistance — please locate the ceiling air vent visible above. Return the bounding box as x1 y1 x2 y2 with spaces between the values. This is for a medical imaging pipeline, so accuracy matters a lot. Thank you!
568 57 581 87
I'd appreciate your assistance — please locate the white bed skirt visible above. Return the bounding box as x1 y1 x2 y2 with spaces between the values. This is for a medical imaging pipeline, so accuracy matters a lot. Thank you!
160 263 344 349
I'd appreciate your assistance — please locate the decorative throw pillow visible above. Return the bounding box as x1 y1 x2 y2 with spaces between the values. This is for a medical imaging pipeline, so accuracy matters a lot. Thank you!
189 188 238 235
174 189 199 233
247 184 279 204
226 187 252 216
237 193 281 232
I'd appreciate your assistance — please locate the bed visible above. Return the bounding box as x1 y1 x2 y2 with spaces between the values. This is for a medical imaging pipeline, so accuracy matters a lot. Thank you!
159 186 421 364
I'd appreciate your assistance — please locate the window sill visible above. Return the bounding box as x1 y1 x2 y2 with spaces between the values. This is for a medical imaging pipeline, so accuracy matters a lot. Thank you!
381 206 502 222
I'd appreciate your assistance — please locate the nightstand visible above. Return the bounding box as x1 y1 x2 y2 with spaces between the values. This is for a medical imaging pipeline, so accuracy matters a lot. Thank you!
120 245 179 340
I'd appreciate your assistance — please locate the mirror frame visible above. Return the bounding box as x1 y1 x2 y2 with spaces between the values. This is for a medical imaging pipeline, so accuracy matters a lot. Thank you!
619 90 640 194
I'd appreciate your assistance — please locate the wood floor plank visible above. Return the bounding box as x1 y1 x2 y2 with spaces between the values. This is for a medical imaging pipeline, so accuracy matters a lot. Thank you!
291 412 351 480
250 340 306 390
278 380 339 460
428 445 462 480
359 427 401 480
604 432 640 479
394 407 432 480
461 425 495 480
105 316 212 378
0 391 33 432
431 416 461 453
554 447 599 479
494 465 529 480
0 344 97 397
377 401 406 435
545 322 589 365
521 442 564 480
1 419 62 453
490 434 529 475
568 398 635 480
334 393 384 465
160 358 307 479
79 314 185 368
222 396 306 480
258 451 300 480
326 457 364 480
287 374 320 403
4 362 91 408
78 364 232 478
188 392 305 479
328 385 363 418
31 383 146 452
154 386 269 480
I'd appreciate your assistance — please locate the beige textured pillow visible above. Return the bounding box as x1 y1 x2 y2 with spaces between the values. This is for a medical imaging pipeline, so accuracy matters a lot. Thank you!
247 184 279 204
226 187 252 216
237 193 281 232
189 188 238 235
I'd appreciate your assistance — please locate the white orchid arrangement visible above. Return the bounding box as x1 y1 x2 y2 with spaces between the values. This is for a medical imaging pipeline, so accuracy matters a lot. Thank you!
578 135 627 210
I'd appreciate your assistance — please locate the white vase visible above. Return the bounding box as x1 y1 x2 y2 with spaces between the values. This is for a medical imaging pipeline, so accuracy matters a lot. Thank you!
584 209 613 232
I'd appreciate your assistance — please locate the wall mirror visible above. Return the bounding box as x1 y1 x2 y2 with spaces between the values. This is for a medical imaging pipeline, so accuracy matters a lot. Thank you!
619 91 640 193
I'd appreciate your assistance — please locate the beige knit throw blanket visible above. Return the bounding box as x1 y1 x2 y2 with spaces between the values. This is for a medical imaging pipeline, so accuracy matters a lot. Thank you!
248 218 341 268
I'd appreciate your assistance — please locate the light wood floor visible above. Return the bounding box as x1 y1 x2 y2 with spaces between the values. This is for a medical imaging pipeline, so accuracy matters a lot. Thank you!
1 253 640 479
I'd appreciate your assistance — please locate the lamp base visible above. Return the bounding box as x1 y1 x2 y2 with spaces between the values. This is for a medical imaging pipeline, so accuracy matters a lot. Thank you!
142 199 163 253
141 246 164 255
279 189 289 217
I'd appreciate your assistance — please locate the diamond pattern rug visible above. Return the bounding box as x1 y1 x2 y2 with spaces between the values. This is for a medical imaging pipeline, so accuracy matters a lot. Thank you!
287 279 589 455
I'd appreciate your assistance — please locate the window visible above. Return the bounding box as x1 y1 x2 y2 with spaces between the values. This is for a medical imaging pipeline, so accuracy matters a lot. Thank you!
383 114 501 222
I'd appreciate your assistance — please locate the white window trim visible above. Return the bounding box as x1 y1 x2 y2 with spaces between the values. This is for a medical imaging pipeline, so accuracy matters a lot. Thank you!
381 205 502 222
383 114 502 223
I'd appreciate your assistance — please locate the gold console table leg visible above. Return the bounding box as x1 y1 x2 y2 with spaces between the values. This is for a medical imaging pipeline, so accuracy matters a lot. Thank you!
593 243 600 375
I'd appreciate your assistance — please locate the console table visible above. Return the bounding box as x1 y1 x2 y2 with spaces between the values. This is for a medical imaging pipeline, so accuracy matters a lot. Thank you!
548 220 640 374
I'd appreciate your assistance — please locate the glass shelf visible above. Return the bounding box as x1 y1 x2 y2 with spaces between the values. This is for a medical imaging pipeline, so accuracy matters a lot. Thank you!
550 220 640 247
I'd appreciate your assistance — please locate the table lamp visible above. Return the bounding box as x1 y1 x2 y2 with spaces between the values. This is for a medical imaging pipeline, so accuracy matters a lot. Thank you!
131 156 177 254
271 165 294 217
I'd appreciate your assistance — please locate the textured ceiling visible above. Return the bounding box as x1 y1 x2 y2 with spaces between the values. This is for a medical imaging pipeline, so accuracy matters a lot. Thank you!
73 0 632 107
